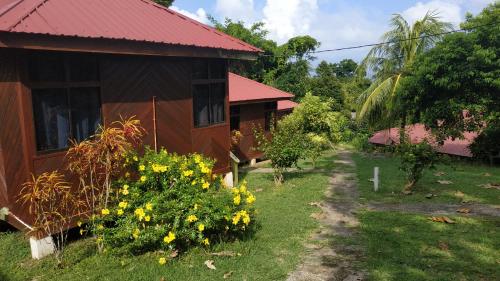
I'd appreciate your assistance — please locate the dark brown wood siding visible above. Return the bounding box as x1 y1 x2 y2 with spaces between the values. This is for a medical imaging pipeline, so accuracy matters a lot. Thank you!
232 103 268 161
0 49 231 230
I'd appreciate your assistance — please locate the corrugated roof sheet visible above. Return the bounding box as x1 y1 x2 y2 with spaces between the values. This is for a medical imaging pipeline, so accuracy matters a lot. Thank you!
369 124 478 158
229 72 294 103
278 100 298 111
0 0 261 53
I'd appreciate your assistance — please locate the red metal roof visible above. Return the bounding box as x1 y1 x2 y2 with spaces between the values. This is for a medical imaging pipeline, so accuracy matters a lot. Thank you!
0 0 261 53
229 72 294 104
369 124 478 157
278 100 298 111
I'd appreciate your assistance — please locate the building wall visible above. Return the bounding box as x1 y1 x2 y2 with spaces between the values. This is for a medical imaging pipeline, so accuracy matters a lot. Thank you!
232 103 267 161
0 49 231 230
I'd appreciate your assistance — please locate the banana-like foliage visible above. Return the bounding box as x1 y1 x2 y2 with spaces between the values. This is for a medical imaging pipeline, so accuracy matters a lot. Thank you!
357 11 452 127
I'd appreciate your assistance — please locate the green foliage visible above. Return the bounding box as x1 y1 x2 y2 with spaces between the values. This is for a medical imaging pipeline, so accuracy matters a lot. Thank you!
305 133 329 168
270 59 312 99
401 3 500 144
357 11 452 128
153 0 174 7
89 148 256 255
254 117 308 184
397 140 440 191
469 122 500 161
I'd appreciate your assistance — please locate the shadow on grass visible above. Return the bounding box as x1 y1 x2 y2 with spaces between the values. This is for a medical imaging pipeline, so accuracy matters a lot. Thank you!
358 211 500 280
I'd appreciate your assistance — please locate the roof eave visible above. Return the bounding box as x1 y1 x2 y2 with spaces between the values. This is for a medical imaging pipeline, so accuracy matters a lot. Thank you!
0 32 260 60
230 97 293 105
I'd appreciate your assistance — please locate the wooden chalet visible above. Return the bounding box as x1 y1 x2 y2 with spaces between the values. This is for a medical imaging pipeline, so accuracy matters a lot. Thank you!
228 72 296 163
0 0 261 232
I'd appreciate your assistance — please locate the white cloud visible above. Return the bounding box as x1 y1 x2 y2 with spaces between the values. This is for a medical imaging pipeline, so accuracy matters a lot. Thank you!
262 0 319 43
215 0 256 24
401 1 463 26
170 6 209 24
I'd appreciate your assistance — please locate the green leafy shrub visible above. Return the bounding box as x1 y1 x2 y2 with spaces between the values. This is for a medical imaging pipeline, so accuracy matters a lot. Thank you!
397 140 440 192
254 117 308 185
305 133 329 168
90 148 256 255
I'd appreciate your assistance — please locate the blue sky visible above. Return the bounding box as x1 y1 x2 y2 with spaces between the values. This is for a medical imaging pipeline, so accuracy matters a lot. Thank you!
171 0 496 63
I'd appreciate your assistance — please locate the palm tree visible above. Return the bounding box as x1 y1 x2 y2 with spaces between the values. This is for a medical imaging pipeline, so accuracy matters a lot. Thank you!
357 11 452 129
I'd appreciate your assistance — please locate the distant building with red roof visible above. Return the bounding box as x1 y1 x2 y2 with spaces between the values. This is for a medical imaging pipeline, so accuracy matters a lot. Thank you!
369 124 478 157
228 72 296 162
0 0 261 241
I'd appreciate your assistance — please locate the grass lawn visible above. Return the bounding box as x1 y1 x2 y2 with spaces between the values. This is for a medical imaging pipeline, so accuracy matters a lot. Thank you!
356 211 500 281
0 151 338 281
352 153 500 205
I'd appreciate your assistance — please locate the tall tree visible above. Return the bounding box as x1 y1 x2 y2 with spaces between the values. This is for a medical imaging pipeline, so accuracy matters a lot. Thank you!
401 3 499 156
153 0 174 7
357 12 452 128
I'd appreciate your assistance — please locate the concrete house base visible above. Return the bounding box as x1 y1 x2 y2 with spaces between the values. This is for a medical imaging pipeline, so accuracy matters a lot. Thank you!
30 236 55 259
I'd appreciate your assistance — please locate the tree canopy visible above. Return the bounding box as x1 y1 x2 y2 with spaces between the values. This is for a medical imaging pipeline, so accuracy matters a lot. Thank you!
401 3 499 152
153 0 174 7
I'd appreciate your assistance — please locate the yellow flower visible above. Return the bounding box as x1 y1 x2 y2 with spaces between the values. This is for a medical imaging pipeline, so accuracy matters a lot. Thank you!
202 181 210 189
183 170 194 177
239 185 247 193
187 215 198 223
119 201 128 209
233 194 241 205
133 156 139 161
232 213 241 225
77 221 83 227
132 228 140 239
79 228 85 235
201 166 211 174
191 180 197 186
140 176 147 182
97 224 104 230
125 172 131 178
202 238 210 246
139 165 146 171
144 215 151 222
246 194 256 204
194 204 199 210
152 164 168 173
231 188 240 195
123 184 129 190
194 155 202 164
101 209 110 215
135 208 145 220
198 224 205 232
163 231 176 244
146 203 153 211
122 189 129 195
159 257 167 265
117 209 124 215
242 214 251 225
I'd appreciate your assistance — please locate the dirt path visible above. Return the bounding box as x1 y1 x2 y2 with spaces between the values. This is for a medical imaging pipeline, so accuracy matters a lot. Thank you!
286 149 365 281
366 202 500 217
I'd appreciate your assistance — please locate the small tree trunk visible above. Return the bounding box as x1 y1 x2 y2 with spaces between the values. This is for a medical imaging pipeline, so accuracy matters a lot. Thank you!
273 168 284 185
399 113 407 145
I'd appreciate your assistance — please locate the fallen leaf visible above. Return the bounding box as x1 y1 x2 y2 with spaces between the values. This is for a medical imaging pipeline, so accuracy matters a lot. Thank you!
454 191 465 198
210 251 237 257
430 216 455 224
437 180 453 185
368 178 374 182
479 183 500 190
204 260 216 270
223 271 233 279
425 193 433 199
255 188 264 193
483 173 491 177
310 212 326 220
309 202 322 207
438 241 449 251
457 208 470 214
434 172 446 177
160 277 166 281
169 250 179 258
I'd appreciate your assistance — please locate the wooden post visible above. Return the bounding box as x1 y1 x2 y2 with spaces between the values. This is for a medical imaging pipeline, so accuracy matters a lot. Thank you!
229 152 240 186
152 96 158 153
374 167 379 192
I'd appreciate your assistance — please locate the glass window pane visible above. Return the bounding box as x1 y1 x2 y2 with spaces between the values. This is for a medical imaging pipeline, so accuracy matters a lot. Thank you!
32 88 70 151
265 111 274 131
230 105 240 116
210 83 225 124
68 54 99 82
192 60 209 80
70 87 102 142
29 52 65 82
210 60 226 79
193 85 210 127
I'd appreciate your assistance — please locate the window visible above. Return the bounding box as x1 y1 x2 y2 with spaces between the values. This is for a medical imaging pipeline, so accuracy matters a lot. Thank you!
230 106 240 131
29 52 102 152
192 59 227 127
264 102 277 131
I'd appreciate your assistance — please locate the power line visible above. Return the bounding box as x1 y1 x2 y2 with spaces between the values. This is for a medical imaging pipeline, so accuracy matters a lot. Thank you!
259 20 500 57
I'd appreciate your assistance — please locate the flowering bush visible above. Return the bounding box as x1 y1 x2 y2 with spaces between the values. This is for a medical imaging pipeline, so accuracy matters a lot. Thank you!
91 148 256 255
